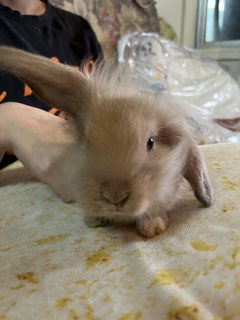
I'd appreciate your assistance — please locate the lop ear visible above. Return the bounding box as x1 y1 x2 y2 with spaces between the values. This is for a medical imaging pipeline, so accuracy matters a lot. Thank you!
0 46 91 118
183 140 213 206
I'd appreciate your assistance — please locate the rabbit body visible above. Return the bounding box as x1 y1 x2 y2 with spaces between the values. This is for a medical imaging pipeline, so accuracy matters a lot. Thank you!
0 47 213 237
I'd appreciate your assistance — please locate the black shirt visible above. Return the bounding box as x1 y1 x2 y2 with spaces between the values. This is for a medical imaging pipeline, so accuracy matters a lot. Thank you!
0 0 102 111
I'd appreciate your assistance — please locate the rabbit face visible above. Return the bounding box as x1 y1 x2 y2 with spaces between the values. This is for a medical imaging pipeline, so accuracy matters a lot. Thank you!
76 95 187 222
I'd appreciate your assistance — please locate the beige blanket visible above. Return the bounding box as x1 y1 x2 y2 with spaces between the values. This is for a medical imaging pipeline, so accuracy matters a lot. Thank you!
0 143 239 320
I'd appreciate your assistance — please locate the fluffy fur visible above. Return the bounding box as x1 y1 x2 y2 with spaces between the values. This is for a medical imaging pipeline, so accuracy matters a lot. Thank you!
0 47 213 237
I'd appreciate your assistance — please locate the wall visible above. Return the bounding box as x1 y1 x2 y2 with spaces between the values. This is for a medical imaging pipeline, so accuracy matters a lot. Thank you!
155 0 183 43
155 0 198 48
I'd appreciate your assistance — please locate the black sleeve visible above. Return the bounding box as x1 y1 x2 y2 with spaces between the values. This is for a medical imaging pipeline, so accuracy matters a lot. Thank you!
54 7 103 65
79 18 103 62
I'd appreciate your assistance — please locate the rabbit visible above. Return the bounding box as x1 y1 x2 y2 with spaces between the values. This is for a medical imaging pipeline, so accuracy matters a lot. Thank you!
0 46 213 238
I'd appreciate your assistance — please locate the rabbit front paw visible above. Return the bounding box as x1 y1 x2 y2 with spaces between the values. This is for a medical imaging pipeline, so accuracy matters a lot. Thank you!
136 215 168 238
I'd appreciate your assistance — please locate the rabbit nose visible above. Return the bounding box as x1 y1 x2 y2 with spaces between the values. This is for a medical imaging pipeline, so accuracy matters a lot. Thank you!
102 190 130 209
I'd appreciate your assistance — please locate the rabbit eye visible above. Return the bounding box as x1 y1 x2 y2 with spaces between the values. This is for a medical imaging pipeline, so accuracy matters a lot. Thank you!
146 137 155 151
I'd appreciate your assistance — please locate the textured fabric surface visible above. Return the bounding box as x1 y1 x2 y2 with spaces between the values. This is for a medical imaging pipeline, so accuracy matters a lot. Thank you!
0 142 240 320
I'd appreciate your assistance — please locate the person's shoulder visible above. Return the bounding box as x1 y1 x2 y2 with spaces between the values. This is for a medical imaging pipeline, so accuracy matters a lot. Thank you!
50 3 91 29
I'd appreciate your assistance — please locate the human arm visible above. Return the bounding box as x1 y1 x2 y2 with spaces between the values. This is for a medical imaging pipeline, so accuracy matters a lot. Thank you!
0 102 81 202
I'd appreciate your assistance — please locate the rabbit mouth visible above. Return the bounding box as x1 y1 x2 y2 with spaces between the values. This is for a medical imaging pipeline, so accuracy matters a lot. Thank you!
92 194 151 220
78 176 153 219
101 194 130 211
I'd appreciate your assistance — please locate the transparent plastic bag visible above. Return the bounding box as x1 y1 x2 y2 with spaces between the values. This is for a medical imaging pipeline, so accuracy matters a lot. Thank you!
118 32 240 143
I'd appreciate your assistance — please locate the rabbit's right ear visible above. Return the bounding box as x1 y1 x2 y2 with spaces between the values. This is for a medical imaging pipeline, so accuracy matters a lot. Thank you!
0 46 91 119
183 139 213 206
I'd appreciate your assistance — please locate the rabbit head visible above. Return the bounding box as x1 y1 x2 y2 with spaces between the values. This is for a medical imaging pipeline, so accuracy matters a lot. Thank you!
0 47 213 235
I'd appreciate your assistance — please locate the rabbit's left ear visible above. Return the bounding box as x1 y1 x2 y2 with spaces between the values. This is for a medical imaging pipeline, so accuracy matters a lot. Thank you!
183 141 213 206
0 46 91 119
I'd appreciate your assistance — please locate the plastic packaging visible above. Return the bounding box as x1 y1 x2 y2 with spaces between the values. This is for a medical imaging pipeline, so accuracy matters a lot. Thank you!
118 32 240 143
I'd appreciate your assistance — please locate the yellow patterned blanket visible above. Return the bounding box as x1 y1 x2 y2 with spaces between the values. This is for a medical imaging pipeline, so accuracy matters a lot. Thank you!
0 143 239 320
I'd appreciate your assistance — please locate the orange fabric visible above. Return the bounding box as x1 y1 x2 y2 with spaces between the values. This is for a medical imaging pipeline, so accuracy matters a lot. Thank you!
48 107 58 115
24 84 32 97
51 57 60 63
0 91 7 102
